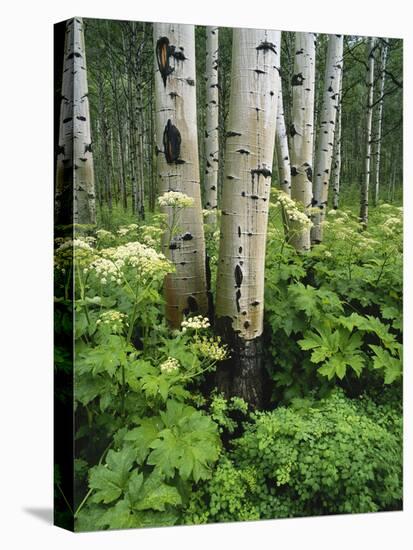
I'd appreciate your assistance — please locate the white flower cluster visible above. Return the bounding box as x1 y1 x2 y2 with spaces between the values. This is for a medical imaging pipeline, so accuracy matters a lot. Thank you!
96 310 128 333
139 225 164 248
88 257 121 285
89 242 173 285
55 237 96 271
194 335 229 362
117 224 139 237
160 357 180 373
181 315 211 332
158 191 194 208
272 190 313 232
381 216 402 236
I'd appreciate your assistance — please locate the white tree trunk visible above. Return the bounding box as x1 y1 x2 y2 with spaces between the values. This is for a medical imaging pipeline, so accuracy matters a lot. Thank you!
332 67 343 210
311 34 343 243
215 29 280 407
204 26 219 223
289 33 316 252
359 37 376 227
55 17 96 226
153 23 209 328
373 43 387 206
275 77 291 196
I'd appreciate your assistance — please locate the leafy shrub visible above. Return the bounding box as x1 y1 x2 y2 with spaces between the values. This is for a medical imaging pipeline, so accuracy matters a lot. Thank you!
186 391 402 523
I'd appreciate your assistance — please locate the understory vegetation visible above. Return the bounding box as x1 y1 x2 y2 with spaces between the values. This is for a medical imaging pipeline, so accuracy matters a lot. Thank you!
54 199 403 530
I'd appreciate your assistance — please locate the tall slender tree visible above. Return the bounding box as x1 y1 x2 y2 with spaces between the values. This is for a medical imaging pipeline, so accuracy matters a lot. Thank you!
359 37 376 227
215 28 280 407
55 17 96 226
204 26 219 223
275 77 291 196
373 42 388 206
332 67 343 209
289 32 316 252
153 23 209 328
311 34 343 243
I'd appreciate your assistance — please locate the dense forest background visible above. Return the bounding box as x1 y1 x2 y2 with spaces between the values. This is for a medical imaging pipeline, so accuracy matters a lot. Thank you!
81 22 402 217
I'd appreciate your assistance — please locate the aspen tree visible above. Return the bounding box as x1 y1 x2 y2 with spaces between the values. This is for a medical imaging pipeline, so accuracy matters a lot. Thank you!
204 27 219 223
311 34 343 243
275 78 291 196
332 67 343 210
289 33 316 252
373 42 388 206
153 23 209 328
55 17 96 226
215 28 280 407
359 37 376 227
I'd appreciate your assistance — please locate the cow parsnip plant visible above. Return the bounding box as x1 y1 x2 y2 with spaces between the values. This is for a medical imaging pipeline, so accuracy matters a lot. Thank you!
265 200 402 402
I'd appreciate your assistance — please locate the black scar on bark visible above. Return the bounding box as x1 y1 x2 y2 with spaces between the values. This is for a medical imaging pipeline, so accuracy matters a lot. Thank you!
239 246 243 253
163 119 181 164
311 197 318 206
56 145 65 156
182 232 193 241
235 264 243 287
84 143 92 153
238 226 241 238
183 295 198 316
291 166 298 177
254 69 266 75
63 117 72 124
290 124 298 137
235 289 242 313
256 41 277 54
226 131 242 138
292 72 305 86
77 116 87 121
186 78 195 86
236 149 251 155
305 165 313 182
251 167 272 178
156 37 175 86
67 51 82 59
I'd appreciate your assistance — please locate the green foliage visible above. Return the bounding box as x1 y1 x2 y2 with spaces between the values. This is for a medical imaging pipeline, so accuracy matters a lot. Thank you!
188 391 402 522
265 202 403 402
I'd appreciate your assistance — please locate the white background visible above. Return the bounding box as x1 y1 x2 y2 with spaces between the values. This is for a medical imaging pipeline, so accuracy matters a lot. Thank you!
0 0 411 548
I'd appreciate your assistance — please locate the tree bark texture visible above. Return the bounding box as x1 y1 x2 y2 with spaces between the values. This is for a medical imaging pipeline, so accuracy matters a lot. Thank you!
311 34 343 243
359 37 376 227
204 27 219 223
332 67 343 210
55 17 96 226
153 23 209 328
289 33 316 252
275 77 291 196
215 28 280 408
373 43 387 206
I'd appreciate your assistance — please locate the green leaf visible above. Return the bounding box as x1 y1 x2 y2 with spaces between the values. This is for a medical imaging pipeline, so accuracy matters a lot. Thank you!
89 447 136 504
124 417 164 463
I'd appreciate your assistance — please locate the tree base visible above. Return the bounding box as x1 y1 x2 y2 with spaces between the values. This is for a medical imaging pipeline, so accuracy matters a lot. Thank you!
214 317 268 409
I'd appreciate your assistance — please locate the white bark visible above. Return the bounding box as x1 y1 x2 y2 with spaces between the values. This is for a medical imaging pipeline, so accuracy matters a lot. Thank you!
204 27 219 223
289 33 316 252
275 77 291 196
332 67 343 210
215 29 280 341
55 17 96 226
153 23 208 328
311 34 343 243
360 37 376 227
373 43 387 206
